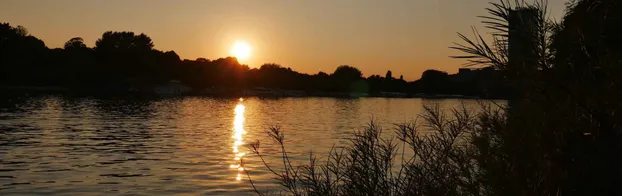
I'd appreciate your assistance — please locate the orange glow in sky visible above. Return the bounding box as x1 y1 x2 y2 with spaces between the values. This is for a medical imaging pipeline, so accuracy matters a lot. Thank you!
0 0 567 80
230 40 252 63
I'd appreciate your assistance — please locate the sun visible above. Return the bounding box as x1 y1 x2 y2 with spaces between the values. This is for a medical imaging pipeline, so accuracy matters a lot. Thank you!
230 40 252 61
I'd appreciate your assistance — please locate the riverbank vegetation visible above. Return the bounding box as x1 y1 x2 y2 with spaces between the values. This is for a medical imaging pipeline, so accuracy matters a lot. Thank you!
247 0 622 195
1 25 505 97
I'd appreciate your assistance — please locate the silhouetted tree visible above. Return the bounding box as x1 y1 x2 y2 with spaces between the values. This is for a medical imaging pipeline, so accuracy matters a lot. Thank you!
385 70 392 79
367 74 384 94
60 37 95 86
196 57 209 63
331 65 364 93
0 23 48 85
151 50 181 83
332 65 362 80
64 37 87 50
0 22 506 97
94 31 156 87
13 25 27 36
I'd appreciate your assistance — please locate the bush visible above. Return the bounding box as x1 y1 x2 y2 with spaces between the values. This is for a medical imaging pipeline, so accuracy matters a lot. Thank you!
246 103 505 196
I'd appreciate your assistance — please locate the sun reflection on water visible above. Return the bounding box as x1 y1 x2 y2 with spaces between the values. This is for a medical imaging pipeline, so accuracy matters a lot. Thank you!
230 101 246 181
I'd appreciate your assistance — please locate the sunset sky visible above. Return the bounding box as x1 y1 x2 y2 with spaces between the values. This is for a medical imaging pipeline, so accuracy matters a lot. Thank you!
0 0 567 80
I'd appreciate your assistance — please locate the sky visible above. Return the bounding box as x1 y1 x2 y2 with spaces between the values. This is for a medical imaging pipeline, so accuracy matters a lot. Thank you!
0 0 568 80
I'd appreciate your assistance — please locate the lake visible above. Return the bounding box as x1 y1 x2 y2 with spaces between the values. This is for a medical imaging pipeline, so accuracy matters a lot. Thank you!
0 95 505 195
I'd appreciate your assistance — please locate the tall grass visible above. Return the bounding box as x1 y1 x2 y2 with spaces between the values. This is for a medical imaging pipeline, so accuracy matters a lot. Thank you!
245 103 506 196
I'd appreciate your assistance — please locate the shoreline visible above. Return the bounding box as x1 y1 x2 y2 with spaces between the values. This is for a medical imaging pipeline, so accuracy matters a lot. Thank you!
0 85 503 100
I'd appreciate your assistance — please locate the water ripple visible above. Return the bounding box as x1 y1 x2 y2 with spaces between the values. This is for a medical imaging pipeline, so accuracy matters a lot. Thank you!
0 95 496 195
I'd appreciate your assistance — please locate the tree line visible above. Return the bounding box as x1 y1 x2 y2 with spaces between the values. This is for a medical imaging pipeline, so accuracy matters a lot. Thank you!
0 23 505 97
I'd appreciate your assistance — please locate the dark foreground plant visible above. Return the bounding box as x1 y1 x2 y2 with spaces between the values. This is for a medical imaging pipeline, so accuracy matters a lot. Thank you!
248 0 622 195
245 103 506 196
452 0 622 194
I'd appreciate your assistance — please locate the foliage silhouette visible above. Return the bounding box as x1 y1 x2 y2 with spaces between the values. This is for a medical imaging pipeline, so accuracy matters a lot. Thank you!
452 0 622 195
64 37 87 50
0 23 503 97
247 0 622 195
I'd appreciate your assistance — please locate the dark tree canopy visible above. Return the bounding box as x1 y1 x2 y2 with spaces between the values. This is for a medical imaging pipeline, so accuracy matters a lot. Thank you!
421 69 449 81
333 65 362 80
0 23 48 84
95 31 153 52
386 70 392 79
64 37 87 50
13 25 28 36
0 22 505 97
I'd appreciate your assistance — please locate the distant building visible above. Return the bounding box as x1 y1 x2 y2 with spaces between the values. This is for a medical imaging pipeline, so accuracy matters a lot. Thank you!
153 80 192 95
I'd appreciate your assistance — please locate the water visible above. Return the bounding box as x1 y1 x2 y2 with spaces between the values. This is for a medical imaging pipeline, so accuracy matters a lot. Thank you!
0 95 504 195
